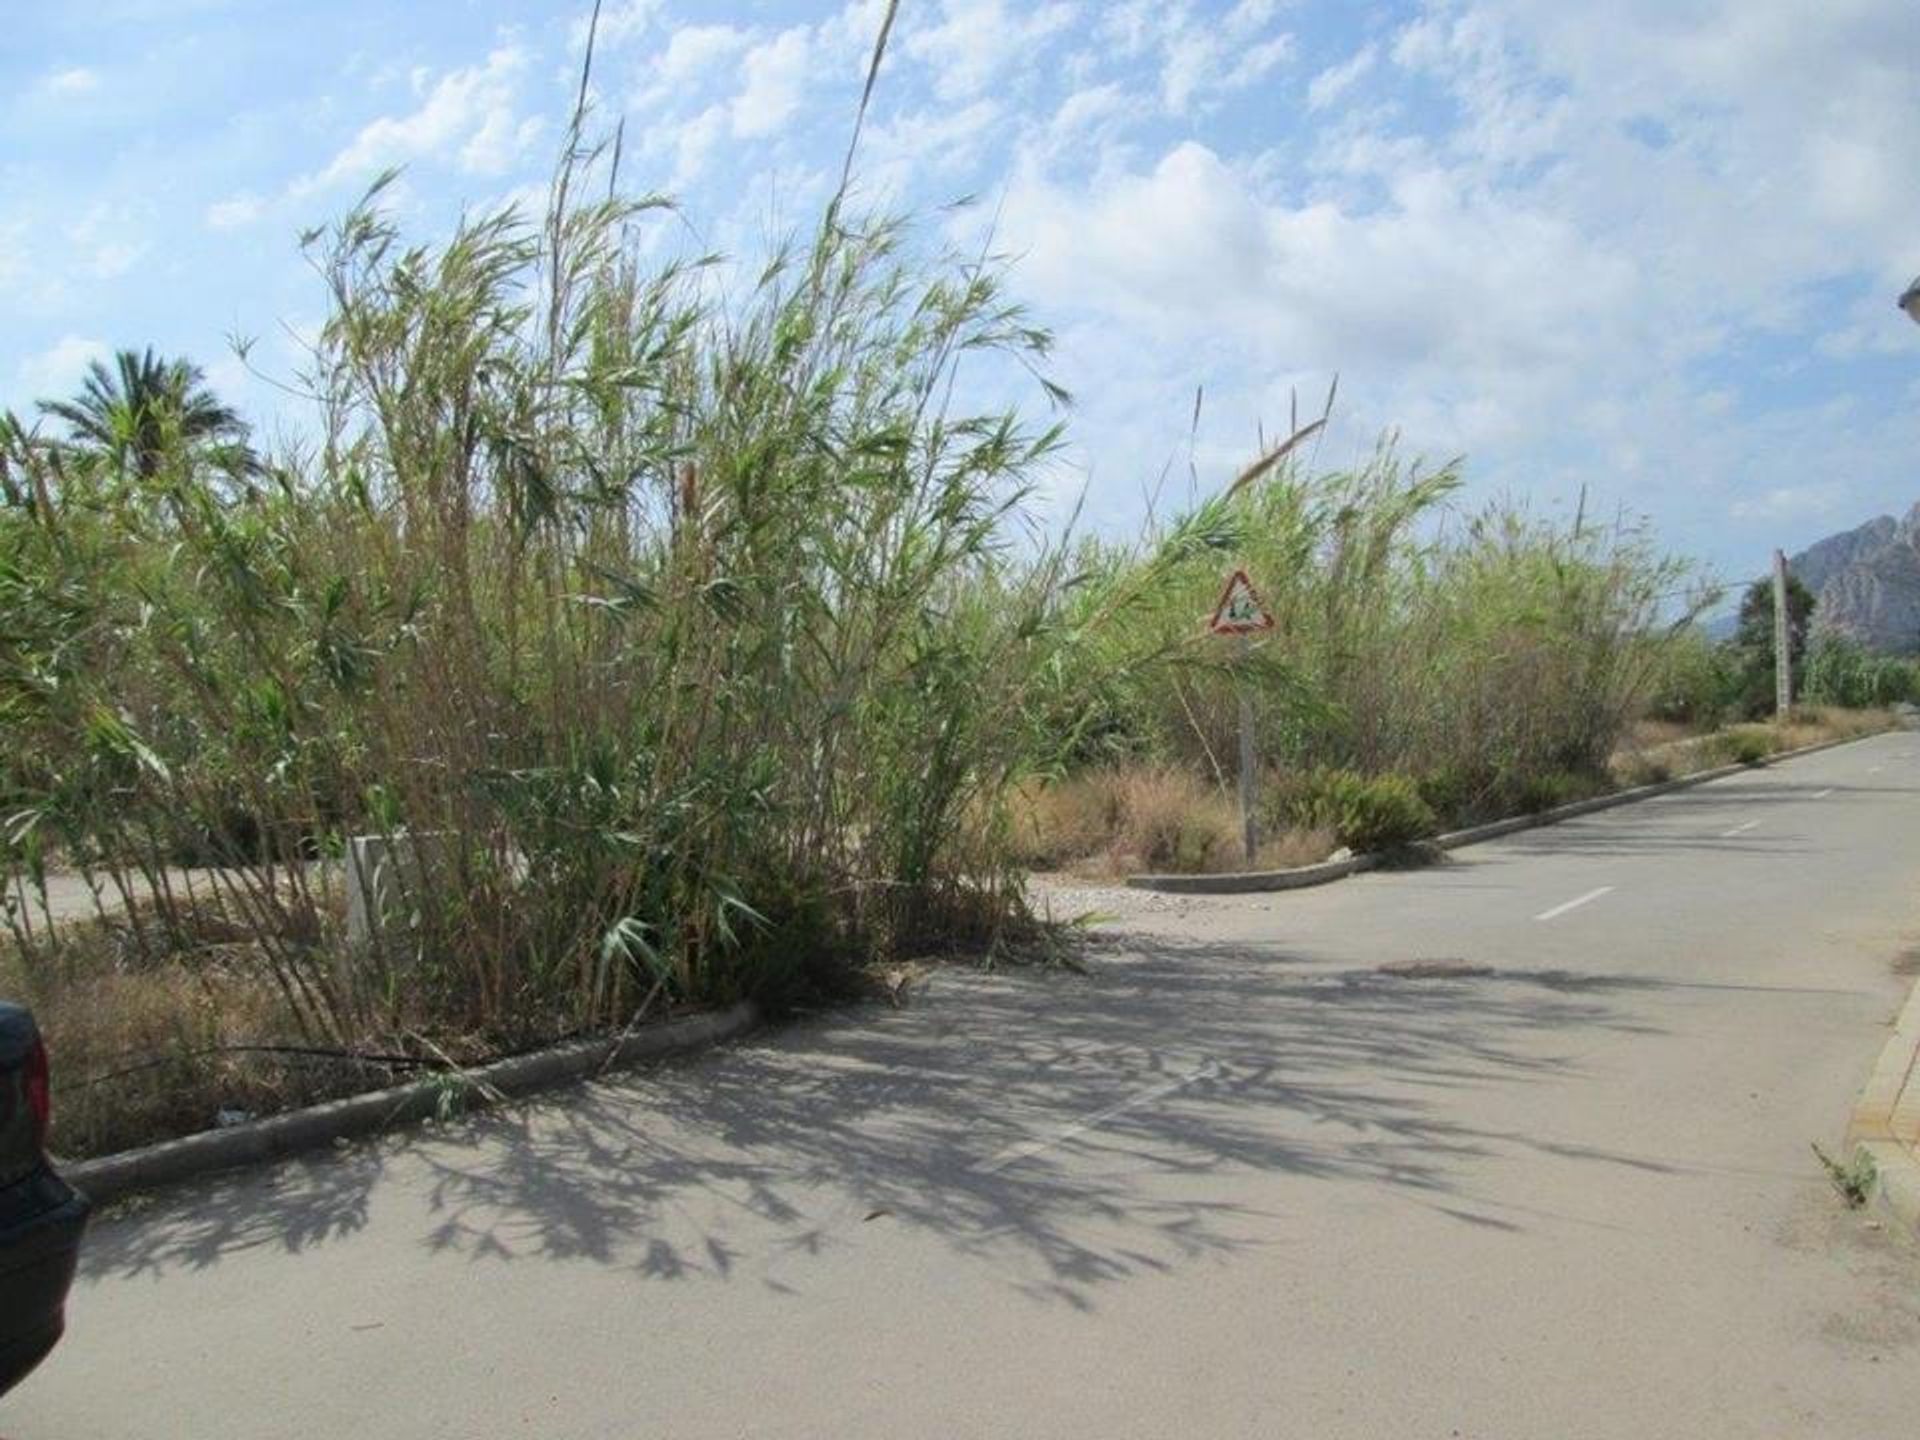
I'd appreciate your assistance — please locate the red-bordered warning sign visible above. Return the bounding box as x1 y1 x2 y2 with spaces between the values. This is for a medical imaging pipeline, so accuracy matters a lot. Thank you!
1207 568 1275 636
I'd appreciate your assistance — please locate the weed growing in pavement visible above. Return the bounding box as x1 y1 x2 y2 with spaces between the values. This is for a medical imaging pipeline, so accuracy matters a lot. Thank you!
1812 1141 1878 1208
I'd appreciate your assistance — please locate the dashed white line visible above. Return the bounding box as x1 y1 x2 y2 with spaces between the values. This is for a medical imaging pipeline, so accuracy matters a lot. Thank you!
1812 787 1834 799
1721 819 1760 837
1869 765 1885 774
970 1059 1221 1175
1534 886 1615 922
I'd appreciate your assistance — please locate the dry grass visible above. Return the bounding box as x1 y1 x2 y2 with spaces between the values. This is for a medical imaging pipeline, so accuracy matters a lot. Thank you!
1612 706 1896 783
1774 705 1897 749
2 903 305 1158
1250 826 1341 871
1008 767 1334 876
1621 718 1696 752
3 890 489 1160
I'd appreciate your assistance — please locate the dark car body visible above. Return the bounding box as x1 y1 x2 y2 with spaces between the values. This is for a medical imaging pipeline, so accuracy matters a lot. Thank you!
0 1002 89 1396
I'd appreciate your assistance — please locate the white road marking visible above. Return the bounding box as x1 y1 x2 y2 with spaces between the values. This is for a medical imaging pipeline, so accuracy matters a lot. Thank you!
1812 788 1834 799
1534 886 1615 922
970 1060 1220 1175
1721 819 1760 837
1869 765 1885 774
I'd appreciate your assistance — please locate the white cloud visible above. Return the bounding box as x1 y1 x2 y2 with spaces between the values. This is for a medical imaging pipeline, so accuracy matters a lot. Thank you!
1002 139 1634 387
634 23 752 109
87 240 144 280
575 0 659 52
460 108 545 175
1730 485 1853 522
668 102 730 188
820 0 898 70
862 98 1004 191
295 45 536 194
206 192 266 230
731 26 812 139
905 0 1079 102
1307 44 1377 111
1225 0 1278 31
0 222 24 292
980 0 1920 562
42 66 100 96
65 205 148 281
16 336 109 401
1137 1 1295 114
1041 82 1128 155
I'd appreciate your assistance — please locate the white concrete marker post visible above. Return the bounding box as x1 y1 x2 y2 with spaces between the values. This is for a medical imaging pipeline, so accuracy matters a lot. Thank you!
1208 569 1276 869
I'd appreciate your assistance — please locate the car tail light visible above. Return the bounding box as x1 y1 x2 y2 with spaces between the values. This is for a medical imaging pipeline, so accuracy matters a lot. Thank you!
24 1036 50 1153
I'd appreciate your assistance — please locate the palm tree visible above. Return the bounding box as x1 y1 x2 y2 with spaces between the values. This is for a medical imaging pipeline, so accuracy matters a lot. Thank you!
38 348 249 481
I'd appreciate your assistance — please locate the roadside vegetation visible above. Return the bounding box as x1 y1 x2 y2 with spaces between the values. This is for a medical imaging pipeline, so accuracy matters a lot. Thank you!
2 13 1911 1158
1 141 1107 1153
1010 515 1907 877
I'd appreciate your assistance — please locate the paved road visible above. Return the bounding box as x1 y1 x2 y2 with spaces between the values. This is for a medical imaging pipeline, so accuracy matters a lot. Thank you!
9 734 1920 1438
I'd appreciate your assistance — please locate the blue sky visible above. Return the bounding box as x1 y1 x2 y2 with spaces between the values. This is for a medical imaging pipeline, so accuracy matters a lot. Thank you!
5 0 1919 585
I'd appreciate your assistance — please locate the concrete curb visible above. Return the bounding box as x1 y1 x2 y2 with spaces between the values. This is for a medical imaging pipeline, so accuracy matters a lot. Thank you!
1121 853 1378 895
1846 973 1920 1234
63 1001 759 1206
1126 728 1887 894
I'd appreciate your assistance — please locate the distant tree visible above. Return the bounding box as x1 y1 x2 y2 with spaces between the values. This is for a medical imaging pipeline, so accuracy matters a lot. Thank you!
1728 573 1815 715
38 347 249 481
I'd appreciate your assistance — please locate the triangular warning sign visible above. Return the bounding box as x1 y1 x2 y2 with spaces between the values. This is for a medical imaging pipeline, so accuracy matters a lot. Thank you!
1208 568 1274 635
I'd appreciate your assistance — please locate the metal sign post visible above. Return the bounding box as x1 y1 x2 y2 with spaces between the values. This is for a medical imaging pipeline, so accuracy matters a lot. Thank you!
1209 569 1276 867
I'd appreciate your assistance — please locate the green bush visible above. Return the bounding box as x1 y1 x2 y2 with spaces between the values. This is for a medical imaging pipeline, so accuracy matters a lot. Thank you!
1414 766 1474 828
1726 575 1816 718
1286 769 1437 853
1710 727 1775 766
1514 770 1608 814
1645 627 1738 726
1804 636 1920 708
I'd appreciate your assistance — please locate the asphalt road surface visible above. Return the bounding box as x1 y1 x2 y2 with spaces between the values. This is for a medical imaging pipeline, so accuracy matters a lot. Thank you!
9 733 1920 1438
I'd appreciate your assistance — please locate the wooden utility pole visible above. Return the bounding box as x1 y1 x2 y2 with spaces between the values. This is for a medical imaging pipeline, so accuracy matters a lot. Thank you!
1772 549 1791 719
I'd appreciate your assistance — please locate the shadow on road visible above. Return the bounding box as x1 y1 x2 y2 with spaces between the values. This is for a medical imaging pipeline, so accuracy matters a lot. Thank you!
78 934 1701 1308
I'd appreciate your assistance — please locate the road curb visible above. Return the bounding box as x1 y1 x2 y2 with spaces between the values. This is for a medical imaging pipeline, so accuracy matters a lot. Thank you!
62 1001 759 1206
1126 728 1887 894
1121 853 1378 895
1845 973 1920 1234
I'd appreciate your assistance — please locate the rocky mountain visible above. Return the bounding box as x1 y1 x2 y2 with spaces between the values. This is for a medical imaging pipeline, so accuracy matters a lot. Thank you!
1788 502 1920 654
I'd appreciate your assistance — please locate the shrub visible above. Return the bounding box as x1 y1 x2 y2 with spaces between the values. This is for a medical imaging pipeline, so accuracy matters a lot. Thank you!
1005 775 1120 869
1644 627 1738 727
1514 769 1608 814
1414 765 1484 828
1804 636 1920 709
2 149 1088 1047
1108 767 1241 872
1010 765 1335 875
1285 769 1437 853
1712 727 1775 766
1611 752 1673 789
1727 575 1817 718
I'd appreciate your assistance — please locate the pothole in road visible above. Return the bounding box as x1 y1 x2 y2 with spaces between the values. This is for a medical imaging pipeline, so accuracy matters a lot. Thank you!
1376 958 1495 980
